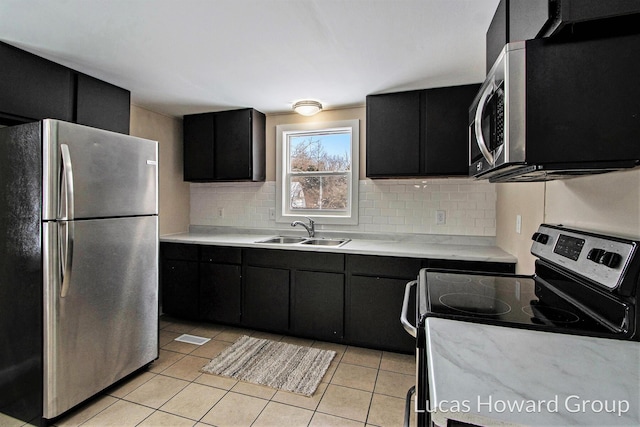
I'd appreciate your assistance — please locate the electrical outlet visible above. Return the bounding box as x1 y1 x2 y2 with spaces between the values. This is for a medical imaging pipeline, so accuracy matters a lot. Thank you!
516 214 522 234
217 207 224 218
269 208 276 220
435 210 446 225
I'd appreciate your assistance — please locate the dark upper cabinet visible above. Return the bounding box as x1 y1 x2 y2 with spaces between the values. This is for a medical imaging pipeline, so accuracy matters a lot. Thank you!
76 73 131 134
486 0 640 71
183 108 265 182
424 85 481 175
0 41 131 133
0 42 73 123
366 90 421 176
486 0 549 72
366 84 480 178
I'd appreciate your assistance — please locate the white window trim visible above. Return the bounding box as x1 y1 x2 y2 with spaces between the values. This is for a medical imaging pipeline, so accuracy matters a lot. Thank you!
276 119 359 225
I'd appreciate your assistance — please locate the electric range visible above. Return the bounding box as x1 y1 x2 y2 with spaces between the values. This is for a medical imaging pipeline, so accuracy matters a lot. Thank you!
401 224 640 427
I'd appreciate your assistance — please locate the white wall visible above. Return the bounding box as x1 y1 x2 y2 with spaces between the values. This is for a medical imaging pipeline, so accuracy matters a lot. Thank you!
130 105 190 235
190 178 496 236
496 168 640 273
190 107 497 236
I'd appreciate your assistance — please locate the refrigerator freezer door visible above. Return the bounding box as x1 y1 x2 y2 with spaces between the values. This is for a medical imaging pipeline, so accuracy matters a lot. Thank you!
43 216 158 419
42 120 158 221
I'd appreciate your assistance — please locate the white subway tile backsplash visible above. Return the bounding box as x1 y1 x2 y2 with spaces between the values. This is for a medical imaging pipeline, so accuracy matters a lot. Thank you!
190 178 497 236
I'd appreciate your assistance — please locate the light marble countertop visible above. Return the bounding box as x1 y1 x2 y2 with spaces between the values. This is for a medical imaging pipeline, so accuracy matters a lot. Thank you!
160 226 517 264
426 317 640 427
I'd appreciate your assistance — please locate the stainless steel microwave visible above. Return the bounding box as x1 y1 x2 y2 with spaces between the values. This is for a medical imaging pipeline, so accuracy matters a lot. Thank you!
469 35 640 182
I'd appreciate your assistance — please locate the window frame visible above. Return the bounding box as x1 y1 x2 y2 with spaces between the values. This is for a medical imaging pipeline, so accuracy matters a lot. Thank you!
276 119 359 225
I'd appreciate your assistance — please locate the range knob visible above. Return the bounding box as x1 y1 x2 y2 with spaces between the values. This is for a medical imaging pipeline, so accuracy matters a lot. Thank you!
587 249 622 269
531 232 549 244
601 251 622 269
587 248 606 263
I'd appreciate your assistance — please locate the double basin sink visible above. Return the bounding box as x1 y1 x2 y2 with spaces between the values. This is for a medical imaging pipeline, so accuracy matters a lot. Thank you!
256 236 351 247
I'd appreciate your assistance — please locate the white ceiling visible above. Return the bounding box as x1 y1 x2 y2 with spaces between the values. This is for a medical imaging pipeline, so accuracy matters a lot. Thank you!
0 0 499 118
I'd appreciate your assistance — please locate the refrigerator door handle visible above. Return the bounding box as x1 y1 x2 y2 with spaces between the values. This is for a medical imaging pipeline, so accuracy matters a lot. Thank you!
59 144 75 297
59 221 74 298
59 144 75 220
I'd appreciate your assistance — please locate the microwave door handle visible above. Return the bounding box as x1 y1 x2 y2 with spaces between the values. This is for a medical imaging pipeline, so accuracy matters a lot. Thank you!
474 83 495 165
401 280 417 338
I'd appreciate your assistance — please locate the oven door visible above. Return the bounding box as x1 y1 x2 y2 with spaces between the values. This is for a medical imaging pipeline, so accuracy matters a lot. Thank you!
401 278 429 427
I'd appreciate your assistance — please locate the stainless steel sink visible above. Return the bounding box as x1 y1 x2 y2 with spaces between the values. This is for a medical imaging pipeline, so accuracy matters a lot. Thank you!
301 238 350 247
256 236 308 244
255 236 350 247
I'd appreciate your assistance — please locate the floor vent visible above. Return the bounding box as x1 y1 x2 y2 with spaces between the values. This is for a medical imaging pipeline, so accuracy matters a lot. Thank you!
174 334 211 346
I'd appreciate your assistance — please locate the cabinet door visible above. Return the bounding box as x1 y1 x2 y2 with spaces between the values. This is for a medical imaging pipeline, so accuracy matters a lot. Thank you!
183 113 215 180
76 73 131 134
424 84 480 175
214 109 252 180
0 41 73 122
200 263 242 324
161 259 199 319
292 271 344 341
486 0 550 71
366 90 421 177
349 275 415 353
243 266 289 331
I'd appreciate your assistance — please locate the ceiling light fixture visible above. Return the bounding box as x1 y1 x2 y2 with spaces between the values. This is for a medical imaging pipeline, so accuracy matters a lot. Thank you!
292 100 323 116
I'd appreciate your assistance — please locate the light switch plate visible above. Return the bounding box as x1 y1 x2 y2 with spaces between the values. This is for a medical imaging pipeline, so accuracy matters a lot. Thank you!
436 210 446 225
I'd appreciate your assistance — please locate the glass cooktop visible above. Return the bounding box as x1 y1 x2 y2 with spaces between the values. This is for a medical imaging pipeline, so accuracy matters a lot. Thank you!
423 271 615 336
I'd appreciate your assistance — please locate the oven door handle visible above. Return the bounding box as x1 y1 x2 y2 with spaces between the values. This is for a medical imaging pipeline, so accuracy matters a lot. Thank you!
401 280 417 338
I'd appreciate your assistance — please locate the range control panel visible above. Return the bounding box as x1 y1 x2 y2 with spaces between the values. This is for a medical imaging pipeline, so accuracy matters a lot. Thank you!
531 224 637 291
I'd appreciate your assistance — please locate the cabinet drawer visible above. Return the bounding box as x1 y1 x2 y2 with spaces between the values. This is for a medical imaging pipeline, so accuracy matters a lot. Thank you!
161 242 199 261
245 248 344 272
348 254 422 279
201 245 242 264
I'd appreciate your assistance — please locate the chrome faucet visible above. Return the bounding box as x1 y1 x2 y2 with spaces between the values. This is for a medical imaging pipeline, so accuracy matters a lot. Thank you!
291 217 315 238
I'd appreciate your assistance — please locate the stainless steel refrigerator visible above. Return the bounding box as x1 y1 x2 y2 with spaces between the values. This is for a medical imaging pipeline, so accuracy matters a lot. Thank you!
0 119 159 424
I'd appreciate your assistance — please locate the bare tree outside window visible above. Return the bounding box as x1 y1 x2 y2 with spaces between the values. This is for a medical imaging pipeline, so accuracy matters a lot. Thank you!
288 133 351 211
276 119 359 225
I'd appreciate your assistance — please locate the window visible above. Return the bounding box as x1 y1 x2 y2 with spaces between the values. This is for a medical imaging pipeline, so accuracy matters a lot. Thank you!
276 120 359 225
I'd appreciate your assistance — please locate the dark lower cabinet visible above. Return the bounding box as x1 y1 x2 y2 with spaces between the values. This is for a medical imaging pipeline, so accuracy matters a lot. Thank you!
159 243 514 353
292 271 344 341
199 246 242 324
349 275 415 353
200 263 242 324
161 259 199 320
347 254 421 353
243 266 290 332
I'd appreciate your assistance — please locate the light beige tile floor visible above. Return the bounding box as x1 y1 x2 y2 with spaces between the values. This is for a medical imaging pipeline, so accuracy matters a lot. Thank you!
24 317 417 427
